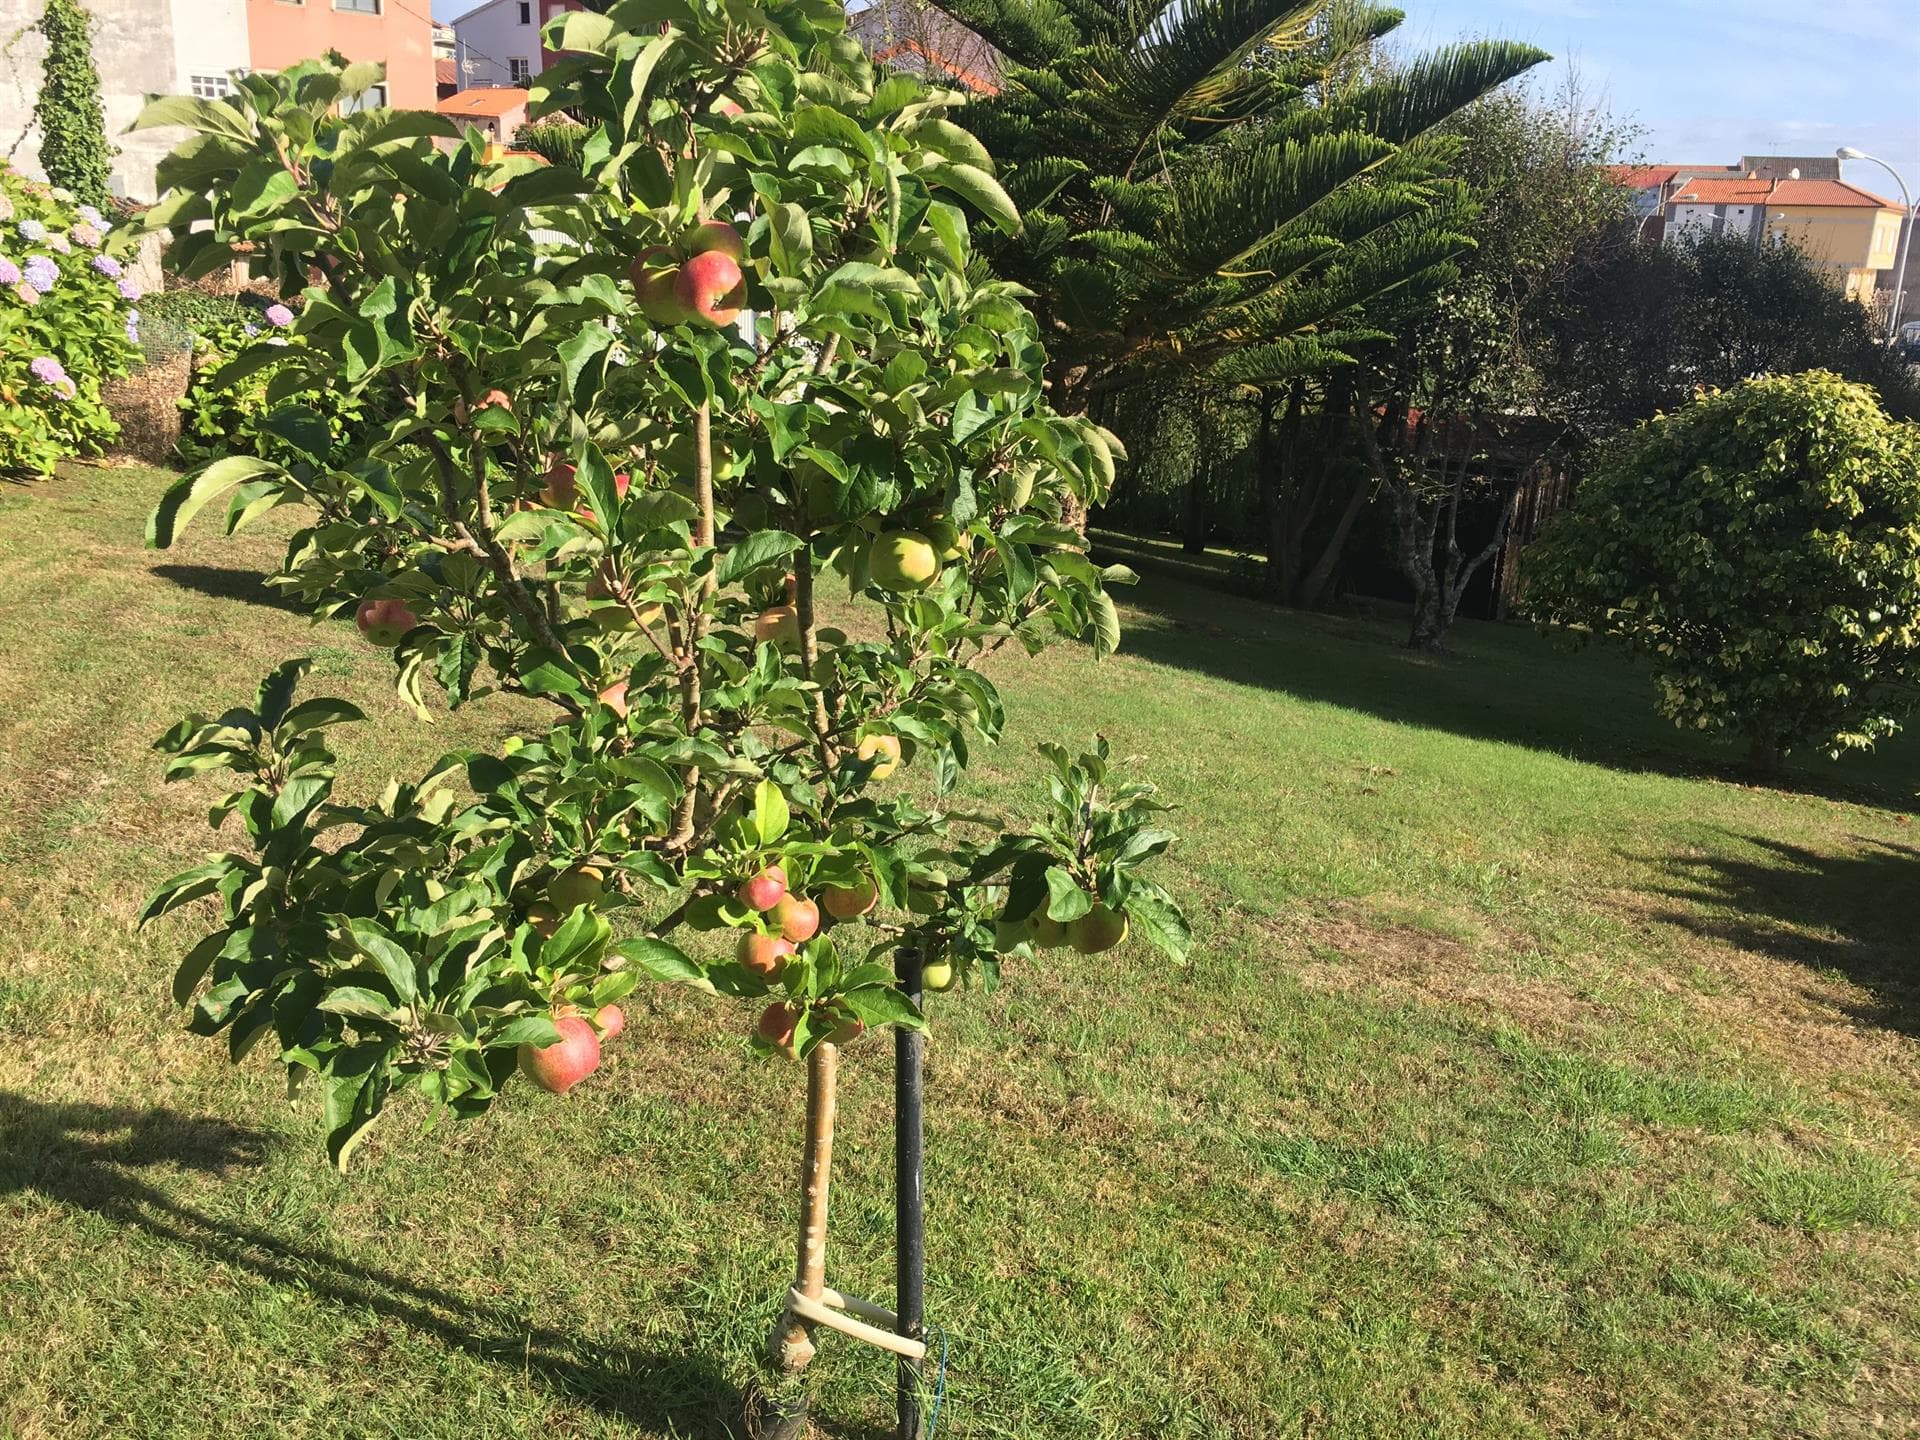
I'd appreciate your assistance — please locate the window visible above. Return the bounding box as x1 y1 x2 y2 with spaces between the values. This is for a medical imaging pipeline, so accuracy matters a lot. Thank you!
189 74 233 99
339 83 388 114
519 1 532 21
509 57 531 83
333 0 380 12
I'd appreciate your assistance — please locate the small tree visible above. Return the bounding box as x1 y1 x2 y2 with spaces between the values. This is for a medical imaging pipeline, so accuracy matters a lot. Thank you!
33 0 112 208
133 4 1185 1427
1527 372 1920 775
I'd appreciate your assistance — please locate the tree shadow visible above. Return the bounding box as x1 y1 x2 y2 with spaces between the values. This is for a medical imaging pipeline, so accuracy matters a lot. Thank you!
150 563 308 614
1642 832 1920 1036
1109 568 1920 810
0 1093 756 1437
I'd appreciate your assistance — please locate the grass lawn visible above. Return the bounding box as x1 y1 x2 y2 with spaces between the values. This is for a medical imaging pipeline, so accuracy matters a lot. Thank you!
2 462 1916 1439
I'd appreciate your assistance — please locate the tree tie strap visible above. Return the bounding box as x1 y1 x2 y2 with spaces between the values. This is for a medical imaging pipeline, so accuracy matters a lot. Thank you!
784 1285 928 1361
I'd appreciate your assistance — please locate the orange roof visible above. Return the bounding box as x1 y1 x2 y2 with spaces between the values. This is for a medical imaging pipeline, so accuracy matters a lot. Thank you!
1608 164 1679 189
1768 178 1902 210
1670 177 1772 205
435 58 457 86
437 87 530 118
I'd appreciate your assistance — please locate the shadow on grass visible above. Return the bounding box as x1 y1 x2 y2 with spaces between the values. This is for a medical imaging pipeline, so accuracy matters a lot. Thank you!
1107 566 1920 810
150 563 308 614
0 1094 778 1438
1647 832 1920 1036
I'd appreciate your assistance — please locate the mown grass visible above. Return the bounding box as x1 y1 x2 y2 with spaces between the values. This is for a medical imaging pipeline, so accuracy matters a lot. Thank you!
1 463 1917 1439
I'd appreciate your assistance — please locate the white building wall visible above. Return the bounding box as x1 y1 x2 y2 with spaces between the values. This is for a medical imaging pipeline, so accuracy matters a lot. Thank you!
1667 202 1760 246
453 0 543 89
169 0 250 102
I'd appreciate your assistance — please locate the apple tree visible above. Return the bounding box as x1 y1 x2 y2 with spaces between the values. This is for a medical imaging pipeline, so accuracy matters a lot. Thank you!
133 0 1187 1414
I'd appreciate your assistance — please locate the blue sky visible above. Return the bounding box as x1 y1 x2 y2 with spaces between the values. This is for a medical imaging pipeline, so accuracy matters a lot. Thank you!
433 0 1920 199
1399 0 1920 198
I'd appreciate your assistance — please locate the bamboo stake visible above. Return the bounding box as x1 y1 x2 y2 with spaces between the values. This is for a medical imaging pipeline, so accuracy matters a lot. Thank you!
767 1039 840 1376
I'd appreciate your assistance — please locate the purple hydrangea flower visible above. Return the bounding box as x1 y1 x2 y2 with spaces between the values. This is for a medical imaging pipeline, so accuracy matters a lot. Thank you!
0 256 18 286
126 312 141 344
265 303 295 328
243 322 260 338
76 204 104 227
29 355 75 399
46 232 71 254
71 222 102 249
90 253 121 278
10 280 36 307
22 255 56 293
116 277 141 302
17 218 46 243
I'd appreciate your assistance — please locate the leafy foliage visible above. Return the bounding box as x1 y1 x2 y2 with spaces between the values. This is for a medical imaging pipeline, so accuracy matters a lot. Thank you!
172 304 374 468
1546 231 1920 431
1527 372 1920 766
921 0 1546 409
0 163 141 477
136 4 1184 1168
31 0 112 208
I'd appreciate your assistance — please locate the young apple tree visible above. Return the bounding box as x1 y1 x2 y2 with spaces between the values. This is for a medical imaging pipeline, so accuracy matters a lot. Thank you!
134 0 1188 1415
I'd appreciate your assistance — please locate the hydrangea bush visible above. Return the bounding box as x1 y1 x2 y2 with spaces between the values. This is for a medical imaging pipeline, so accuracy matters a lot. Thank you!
0 165 141 476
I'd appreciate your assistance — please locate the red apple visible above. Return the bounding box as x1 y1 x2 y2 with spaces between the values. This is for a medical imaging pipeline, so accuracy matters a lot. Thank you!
737 930 796 978
757 1001 798 1054
355 597 418 647
594 1003 626 1040
598 681 629 718
771 893 820 943
517 1014 601 1093
737 864 788 912
821 879 878 919
675 249 745 327
541 461 577 510
823 1003 864 1046
687 219 745 263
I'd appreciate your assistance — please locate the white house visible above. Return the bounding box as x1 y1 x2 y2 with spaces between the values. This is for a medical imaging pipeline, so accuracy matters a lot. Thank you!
451 0 586 90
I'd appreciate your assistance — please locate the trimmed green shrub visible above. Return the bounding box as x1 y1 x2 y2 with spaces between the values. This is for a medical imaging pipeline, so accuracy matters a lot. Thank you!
0 163 141 477
168 299 370 467
1529 371 1920 771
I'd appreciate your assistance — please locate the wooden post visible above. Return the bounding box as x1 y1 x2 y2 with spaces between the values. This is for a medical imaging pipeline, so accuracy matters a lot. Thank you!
767 1040 841 1377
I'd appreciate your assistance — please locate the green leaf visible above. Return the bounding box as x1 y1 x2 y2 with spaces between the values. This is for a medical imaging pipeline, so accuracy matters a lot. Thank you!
347 919 420 1002
277 697 367 739
1089 590 1121 658
147 457 285 549
1124 883 1192 964
718 530 802 586
754 779 790 845
923 161 1021 235
491 1015 564 1048
1044 867 1093 922
141 858 240 925
621 937 714 991
317 987 404 1020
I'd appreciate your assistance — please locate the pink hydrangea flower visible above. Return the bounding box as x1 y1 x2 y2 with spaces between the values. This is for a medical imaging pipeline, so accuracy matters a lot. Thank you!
71 222 102 248
116 277 141 302
91 253 121 278
10 280 36 306
46 232 72 254
0 256 18 286
265 303 295 328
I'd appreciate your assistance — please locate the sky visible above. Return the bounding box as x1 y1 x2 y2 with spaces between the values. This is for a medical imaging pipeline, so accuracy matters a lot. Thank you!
1397 0 1920 198
431 0 1920 200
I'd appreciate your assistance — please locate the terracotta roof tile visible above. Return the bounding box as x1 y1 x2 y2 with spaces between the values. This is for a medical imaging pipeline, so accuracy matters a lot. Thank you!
437 87 530 117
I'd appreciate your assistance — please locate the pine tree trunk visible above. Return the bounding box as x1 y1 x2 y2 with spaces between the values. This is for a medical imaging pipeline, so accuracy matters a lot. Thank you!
1744 737 1782 778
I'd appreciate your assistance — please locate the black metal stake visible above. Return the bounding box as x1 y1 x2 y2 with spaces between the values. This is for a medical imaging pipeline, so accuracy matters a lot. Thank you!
894 946 926 1440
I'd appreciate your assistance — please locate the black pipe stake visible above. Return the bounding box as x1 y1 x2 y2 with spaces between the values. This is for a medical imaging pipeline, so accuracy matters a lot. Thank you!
894 945 926 1440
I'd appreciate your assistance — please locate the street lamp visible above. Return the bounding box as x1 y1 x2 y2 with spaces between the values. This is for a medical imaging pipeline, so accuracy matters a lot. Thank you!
1838 146 1914 344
